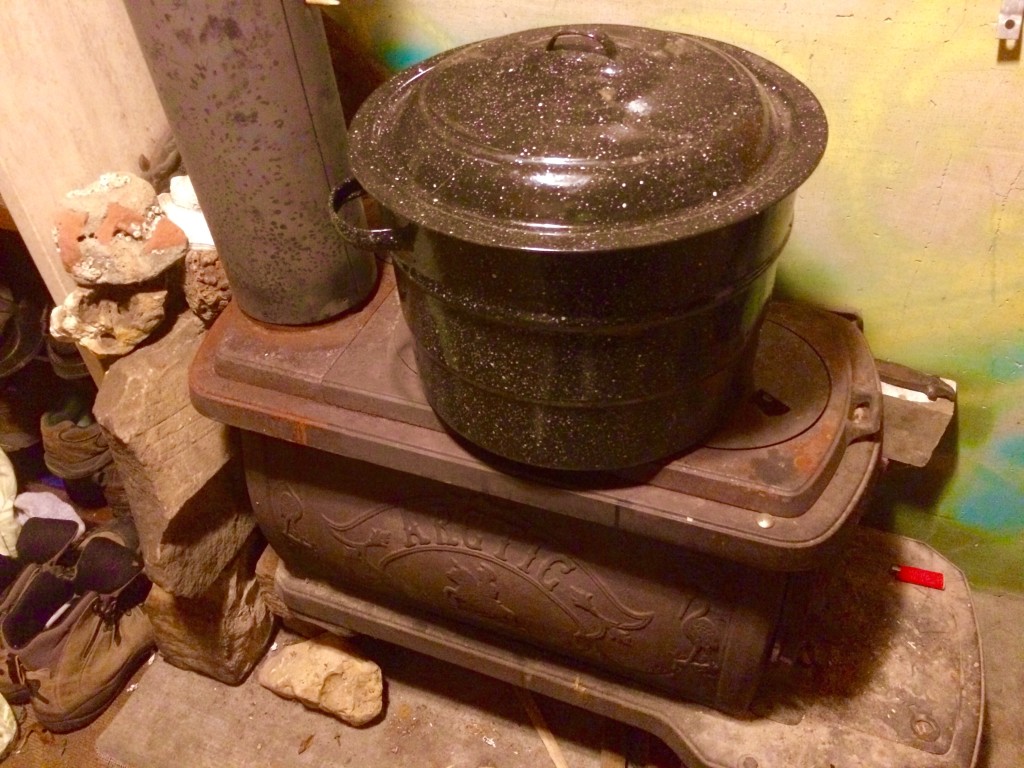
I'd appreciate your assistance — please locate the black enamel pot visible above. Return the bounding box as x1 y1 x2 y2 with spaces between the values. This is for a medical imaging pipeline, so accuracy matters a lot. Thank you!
332 25 827 471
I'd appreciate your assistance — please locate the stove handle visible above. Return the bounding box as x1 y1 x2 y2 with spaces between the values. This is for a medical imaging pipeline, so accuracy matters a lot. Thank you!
845 320 884 443
330 178 416 251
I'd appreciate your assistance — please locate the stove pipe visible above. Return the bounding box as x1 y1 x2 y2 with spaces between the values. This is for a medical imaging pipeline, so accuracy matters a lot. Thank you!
124 1 376 325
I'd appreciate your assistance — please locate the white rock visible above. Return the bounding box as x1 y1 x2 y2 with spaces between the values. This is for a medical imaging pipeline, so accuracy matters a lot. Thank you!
169 175 201 210
257 633 383 726
158 192 215 249
50 288 167 357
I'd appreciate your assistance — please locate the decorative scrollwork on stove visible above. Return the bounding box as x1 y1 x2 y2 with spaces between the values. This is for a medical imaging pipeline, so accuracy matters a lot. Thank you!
672 598 723 675
317 495 654 652
273 482 313 549
443 559 518 625
321 502 394 570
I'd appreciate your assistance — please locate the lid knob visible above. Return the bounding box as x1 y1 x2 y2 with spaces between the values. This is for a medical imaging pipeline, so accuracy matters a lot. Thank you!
545 29 619 58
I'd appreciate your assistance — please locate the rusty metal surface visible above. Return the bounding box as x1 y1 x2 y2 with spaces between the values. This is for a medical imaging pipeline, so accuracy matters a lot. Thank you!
635 301 882 517
208 268 880 517
211 266 393 401
189 281 881 571
123 1 376 325
273 526 982 768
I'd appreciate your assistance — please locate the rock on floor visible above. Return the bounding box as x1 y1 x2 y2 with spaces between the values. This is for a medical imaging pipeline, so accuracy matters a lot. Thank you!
258 633 383 726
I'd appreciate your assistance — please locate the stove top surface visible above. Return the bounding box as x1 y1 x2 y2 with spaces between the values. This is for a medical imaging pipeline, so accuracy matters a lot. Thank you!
190 267 883 570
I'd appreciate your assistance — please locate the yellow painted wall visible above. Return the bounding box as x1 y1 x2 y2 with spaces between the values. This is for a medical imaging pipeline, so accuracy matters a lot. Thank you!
328 2 1024 590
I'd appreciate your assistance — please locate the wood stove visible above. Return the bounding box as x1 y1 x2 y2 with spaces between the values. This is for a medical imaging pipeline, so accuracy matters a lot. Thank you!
190 265 982 768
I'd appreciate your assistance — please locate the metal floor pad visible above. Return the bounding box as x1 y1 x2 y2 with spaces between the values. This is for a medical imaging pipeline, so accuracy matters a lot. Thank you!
276 526 983 768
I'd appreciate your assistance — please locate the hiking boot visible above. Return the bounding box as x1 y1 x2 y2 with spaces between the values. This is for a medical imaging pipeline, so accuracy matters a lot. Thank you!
15 518 152 732
20 537 154 732
40 412 111 481
0 361 55 456
0 517 80 703
0 516 81 597
0 517 143 704
40 389 113 508
45 336 89 381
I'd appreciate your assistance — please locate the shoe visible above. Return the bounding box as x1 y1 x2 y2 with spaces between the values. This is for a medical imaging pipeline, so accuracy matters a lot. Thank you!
0 516 80 591
20 537 153 733
45 336 89 381
17 517 152 733
0 517 80 704
40 410 111 481
40 391 113 508
0 289 46 381
0 362 54 456
0 556 20 597
0 284 13 335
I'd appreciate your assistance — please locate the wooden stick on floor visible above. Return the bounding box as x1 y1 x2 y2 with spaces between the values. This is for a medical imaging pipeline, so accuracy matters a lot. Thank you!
514 687 571 768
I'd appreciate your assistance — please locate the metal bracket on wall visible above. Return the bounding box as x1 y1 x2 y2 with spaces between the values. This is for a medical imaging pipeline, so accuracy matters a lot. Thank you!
876 360 957 468
998 0 1024 38
997 0 1023 59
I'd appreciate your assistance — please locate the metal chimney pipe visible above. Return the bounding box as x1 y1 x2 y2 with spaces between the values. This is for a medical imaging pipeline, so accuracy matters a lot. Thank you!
123 0 376 325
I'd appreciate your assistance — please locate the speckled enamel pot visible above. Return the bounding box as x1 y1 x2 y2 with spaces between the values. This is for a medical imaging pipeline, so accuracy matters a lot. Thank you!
333 25 827 471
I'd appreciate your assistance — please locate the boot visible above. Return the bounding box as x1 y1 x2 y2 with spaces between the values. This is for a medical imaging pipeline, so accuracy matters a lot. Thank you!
22 539 154 732
0 517 80 703
0 518 153 730
40 389 112 508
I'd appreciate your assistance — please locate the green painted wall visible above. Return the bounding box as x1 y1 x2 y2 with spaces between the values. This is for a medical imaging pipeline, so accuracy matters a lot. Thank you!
328 1 1024 592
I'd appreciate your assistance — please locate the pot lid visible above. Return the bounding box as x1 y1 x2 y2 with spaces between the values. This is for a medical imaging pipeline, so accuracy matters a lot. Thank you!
347 25 827 251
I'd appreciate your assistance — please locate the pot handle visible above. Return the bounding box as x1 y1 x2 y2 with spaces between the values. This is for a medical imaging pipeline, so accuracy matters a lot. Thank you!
546 29 618 58
330 178 415 251
843 317 884 444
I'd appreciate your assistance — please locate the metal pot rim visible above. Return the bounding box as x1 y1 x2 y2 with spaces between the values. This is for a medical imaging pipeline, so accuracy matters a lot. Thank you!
347 24 828 252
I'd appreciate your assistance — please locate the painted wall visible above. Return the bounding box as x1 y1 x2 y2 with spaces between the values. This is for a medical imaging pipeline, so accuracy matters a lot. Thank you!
327 1 1024 592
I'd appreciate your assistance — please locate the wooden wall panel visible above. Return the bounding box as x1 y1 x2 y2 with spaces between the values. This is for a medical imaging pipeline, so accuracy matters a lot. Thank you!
0 0 168 303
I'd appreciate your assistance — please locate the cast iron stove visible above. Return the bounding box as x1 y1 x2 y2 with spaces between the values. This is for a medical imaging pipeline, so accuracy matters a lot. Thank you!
190 266 982 768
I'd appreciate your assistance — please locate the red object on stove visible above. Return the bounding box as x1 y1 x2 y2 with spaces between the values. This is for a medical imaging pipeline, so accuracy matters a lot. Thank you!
892 564 946 590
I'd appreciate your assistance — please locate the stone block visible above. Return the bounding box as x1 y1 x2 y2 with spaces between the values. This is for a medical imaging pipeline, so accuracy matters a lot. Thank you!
258 633 383 726
94 311 256 597
145 530 274 686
